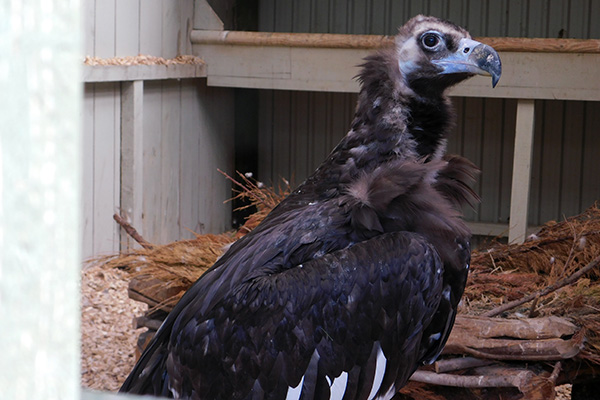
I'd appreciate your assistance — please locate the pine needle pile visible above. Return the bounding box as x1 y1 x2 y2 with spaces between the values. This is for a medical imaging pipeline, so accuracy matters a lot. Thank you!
94 175 599 399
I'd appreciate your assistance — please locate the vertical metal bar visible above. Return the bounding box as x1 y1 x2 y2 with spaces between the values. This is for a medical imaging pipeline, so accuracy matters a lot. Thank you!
509 99 536 244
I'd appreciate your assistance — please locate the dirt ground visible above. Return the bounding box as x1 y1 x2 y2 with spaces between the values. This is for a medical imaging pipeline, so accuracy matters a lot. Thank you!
80 261 572 399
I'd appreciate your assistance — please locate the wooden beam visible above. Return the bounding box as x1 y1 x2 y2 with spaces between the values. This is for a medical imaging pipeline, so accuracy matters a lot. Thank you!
509 100 536 244
83 63 206 83
191 30 600 53
190 30 394 49
192 33 600 101
120 80 144 250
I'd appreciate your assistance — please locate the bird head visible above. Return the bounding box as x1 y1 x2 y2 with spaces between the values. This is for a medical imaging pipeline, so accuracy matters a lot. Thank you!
395 15 502 95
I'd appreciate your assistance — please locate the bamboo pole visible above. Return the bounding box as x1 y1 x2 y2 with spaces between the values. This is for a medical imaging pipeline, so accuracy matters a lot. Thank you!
191 30 600 53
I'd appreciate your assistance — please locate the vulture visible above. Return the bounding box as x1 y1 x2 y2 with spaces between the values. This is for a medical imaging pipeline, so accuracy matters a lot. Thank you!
120 15 501 400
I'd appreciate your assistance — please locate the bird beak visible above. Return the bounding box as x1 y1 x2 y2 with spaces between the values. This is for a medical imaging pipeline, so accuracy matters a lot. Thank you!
432 38 502 87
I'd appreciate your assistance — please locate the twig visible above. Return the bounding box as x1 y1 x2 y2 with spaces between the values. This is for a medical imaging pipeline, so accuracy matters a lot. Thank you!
410 369 534 389
549 361 562 384
482 255 600 317
528 295 540 318
113 213 154 250
434 357 495 373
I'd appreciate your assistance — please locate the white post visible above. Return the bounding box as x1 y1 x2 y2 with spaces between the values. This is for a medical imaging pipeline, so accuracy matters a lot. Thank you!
120 80 145 249
0 0 82 399
508 99 536 244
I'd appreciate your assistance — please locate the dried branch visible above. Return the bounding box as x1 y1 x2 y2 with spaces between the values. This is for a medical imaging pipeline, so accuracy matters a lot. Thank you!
482 255 600 317
113 213 154 250
410 369 535 389
549 361 562 384
434 357 494 373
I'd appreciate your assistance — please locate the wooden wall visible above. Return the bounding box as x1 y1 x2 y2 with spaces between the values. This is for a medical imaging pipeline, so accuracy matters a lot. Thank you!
255 0 600 229
82 0 235 259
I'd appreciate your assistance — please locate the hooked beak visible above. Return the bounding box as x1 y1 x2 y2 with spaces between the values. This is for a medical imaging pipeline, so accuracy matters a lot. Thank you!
432 38 502 87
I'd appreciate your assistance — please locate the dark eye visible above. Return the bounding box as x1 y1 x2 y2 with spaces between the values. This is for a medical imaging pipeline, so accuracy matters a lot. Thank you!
422 33 440 49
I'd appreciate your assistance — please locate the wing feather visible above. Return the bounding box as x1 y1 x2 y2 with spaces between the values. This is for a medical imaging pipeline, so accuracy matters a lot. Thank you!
165 231 443 399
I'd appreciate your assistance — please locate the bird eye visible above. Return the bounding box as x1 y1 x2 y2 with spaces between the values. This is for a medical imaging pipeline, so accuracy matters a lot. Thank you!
421 32 440 49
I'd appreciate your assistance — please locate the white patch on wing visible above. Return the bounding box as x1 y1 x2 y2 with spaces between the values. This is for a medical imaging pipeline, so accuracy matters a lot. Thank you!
367 343 387 400
442 286 451 301
329 371 348 400
380 384 397 400
168 385 180 399
286 374 305 400
429 332 441 342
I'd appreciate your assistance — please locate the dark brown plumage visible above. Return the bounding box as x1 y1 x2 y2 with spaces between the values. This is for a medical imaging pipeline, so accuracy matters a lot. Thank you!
120 15 501 400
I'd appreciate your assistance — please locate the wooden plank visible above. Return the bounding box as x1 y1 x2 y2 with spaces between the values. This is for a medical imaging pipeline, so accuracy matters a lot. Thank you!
162 0 181 59
115 0 140 56
139 0 163 55
499 99 517 226
83 63 207 83
528 100 545 227
83 0 96 55
179 0 194 55
191 30 600 52
508 99 535 244
82 84 95 260
179 81 203 237
92 83 120 254
120 80 144 250
94 0 116 57
142 81 163 243
160 80 182 243
202 85 235 233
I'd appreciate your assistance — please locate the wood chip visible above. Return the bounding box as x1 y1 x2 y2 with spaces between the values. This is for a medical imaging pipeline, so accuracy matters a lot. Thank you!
83 54 205 66
81 263 147 392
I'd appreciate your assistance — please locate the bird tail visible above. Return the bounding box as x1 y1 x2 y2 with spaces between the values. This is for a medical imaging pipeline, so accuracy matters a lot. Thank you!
120 327 172 397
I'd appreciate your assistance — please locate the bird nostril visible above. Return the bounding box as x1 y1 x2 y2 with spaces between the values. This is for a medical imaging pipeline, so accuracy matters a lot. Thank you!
463 47 470 53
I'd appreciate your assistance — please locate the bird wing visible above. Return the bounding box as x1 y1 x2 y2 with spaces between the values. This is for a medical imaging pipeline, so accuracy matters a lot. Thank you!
165 231 444 400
